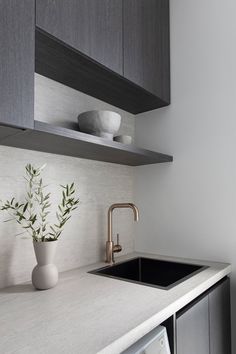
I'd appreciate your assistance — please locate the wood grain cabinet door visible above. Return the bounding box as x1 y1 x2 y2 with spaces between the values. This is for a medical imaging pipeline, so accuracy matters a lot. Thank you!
176 296 210 354
0 0 34 129
209 278 231 354
36 0 123 75
123 0 170 102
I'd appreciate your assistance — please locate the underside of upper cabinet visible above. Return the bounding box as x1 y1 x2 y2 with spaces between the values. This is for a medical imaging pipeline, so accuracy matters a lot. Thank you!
35 0 170 114
35 28 169 114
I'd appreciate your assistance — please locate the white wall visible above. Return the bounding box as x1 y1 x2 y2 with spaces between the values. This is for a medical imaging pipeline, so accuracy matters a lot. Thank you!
0 76 135 289
134 0 236 350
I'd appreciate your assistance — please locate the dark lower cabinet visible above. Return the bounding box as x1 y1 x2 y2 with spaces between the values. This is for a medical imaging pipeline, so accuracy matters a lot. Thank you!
0 0 34 129
176 278 231 354
209 278 231 354
36 0 123 75
123 0 170 103
177 296 209 354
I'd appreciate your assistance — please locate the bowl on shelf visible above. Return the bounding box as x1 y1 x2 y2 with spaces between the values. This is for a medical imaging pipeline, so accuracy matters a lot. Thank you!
77 110 121 140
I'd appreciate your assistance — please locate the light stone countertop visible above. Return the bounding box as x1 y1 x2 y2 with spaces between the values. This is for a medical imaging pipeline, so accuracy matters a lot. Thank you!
0 252 231 354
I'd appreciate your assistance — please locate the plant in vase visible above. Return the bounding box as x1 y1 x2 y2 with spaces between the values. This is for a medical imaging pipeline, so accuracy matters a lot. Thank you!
0 164 79 290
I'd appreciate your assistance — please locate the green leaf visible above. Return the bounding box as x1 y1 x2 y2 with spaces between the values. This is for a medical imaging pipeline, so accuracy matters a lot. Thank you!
56 231 62 238
31 215 37 224
3 218 14 223
27 192 33 199
16 212 26 221
23 202 28 213
65 215 71 222
50 225 56 233
56 212 61 222
63 208 70 216
23 224 32 229
43 193 50 201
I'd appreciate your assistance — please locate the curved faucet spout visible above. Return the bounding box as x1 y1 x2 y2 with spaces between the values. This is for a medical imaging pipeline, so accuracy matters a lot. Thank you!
106 203 139 263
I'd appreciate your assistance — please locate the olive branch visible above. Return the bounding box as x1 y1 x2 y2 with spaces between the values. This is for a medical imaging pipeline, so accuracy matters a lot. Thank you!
0 164 79 242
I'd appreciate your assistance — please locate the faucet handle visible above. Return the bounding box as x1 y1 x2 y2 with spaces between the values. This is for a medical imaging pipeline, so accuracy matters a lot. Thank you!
113 233 122 253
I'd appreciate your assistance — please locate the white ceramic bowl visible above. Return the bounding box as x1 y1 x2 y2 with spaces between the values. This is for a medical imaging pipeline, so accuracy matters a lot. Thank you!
77 110 121 140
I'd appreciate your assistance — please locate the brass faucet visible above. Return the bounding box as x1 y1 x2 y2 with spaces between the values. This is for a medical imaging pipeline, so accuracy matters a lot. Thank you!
106 203 139 264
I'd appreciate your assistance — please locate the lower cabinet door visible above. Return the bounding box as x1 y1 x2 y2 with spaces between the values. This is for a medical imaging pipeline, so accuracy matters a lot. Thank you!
176 296 210 354
209 278 231 354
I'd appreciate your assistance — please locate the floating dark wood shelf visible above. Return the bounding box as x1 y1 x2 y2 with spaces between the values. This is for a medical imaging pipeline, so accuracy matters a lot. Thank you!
0 121 173 166
35 28 169 114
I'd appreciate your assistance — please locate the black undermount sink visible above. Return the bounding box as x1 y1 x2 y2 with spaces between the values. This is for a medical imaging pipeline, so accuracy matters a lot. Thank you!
90 257 207 290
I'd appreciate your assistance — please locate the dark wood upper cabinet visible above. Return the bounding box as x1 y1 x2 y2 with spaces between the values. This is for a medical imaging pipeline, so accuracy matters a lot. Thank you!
35 0 170 113
124 0 170 103
0 0 172 163
0 0 34 129
36 0 123 75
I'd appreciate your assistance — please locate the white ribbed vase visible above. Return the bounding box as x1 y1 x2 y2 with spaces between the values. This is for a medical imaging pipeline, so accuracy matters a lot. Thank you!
32 240 58 290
